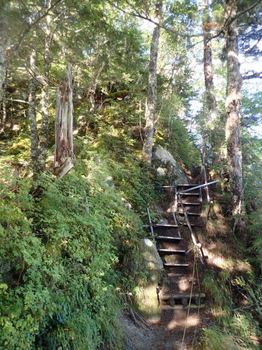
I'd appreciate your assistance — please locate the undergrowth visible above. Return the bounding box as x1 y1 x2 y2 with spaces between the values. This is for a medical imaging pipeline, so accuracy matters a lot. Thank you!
0 147 155 349
197 186 262 350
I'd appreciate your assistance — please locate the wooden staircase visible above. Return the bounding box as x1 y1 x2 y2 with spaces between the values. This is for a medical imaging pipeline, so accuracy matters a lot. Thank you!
146 183 206 311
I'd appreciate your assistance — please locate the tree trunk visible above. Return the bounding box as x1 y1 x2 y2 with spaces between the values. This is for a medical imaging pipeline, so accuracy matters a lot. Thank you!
0 39 5 105
225 0 243 215
202 0 217 128
0 3 7 129
28 49 41 176
201 0 217 199
54 64 74 177
39 0 52 170
142 1 162 164
0 10 6 103
89 61 105 112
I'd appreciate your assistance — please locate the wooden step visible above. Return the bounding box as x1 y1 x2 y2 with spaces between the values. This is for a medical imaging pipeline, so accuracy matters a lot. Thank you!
161 293 205 300
178 202 201 206
182 223 201 227
155 236 182 242
161 304 205 310
179 192 200 196
166 272 187 277
158 249 186 255
160 222 200 227
164 263 189 268
143 224 178 229
178 212 201 216
177 184 199 187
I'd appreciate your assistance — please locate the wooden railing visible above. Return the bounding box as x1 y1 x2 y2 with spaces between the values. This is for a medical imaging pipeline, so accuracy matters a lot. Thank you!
177 180 218 194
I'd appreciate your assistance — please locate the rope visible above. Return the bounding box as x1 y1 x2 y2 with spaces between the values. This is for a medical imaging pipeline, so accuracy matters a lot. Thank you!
181 253 197 349
191 255 202 347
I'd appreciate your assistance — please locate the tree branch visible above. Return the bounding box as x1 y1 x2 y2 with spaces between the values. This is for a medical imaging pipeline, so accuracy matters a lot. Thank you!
242 71 262 80
12 0 63 53
244 38 261 54
208 0 262 42
107 0 203 39
232 0 262 24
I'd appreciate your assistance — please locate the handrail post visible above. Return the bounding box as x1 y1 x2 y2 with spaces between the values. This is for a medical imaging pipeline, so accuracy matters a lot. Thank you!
146 207 154 237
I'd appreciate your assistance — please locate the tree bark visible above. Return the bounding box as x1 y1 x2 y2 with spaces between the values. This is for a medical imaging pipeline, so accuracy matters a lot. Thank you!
0 3 7 129
142 1 162 164
39 0 52 170
201 0 217 198
28 49 41 176
202 0 217 128
54 64 74 177
225 0 243 215
0 37 5 105
89 60 105 112
0 10 6 103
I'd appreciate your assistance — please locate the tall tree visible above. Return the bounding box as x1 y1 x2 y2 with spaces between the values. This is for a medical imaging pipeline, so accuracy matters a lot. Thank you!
28 48 41 176
202 0 217 129
225 0 243 215
39 0 53 170
142 1 162 163
0 16 5 105
0 0 8 127
201 0 218 199
54 64 74 178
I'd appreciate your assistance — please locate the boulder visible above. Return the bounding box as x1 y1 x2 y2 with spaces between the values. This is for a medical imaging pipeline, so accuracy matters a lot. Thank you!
153 145 188 183
140 238 163 272
134 239 163 322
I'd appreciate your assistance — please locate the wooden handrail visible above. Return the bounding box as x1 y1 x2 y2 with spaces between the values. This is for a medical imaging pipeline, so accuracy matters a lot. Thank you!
184 210 205 265
177 192 206 265
178 180 218 194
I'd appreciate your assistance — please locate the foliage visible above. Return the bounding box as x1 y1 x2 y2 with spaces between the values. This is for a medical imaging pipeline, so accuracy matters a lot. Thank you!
0 154 152 349
200 270 261 350
0 0 261 348
158 116 201 169
203 270 231 310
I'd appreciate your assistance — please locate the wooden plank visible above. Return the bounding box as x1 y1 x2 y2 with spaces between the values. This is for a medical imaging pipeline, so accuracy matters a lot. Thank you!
164 263 189 267
177 212 201 216
143 223 179 228
179 192 200 196
178 202 201 206
155 236 182 241
158 249 186 254
161 293 205 300
161 304 205 310
176 184 199 187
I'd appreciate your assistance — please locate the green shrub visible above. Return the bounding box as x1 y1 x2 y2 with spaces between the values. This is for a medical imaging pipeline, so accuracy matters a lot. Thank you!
0 156 151 349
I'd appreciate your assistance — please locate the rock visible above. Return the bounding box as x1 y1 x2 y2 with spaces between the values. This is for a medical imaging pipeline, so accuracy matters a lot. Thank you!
153 145 188 183
141 238 163 272
121 197 132 210
134 239 163 322
105 176 115 188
